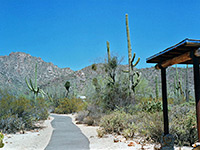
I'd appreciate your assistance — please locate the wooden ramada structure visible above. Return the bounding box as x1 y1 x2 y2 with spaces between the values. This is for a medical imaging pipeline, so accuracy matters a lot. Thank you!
146 38 200 141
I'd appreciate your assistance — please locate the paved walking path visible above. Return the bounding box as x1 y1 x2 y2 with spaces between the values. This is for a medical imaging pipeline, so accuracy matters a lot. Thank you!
45 114 90 150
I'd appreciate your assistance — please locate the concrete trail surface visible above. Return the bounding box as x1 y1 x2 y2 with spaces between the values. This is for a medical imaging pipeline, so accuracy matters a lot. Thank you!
45 114 90 150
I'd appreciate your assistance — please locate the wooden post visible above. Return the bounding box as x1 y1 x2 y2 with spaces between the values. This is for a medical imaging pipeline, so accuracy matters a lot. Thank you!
192 51 200 142
161 67 169 135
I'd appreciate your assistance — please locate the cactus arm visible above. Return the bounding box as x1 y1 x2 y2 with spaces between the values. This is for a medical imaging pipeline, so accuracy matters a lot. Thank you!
107 41 111 63
131 53 136 64
132 57 140 68
36 87 40 93
25 77 33 91
29 78 35 91
39 89 46 98
35 63 38 90
131 72 141 92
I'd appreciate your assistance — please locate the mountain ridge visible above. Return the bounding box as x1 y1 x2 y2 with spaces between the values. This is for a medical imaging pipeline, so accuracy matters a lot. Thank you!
0 52 195 98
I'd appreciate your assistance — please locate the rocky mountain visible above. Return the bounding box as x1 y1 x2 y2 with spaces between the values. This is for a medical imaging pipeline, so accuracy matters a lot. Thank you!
0 52 73 93
0 52 195 99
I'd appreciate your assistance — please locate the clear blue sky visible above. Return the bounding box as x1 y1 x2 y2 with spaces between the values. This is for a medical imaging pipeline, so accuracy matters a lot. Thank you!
0 0 200 70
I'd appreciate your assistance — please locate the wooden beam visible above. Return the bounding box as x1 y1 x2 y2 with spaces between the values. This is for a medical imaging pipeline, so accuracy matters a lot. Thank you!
155 48 200 69
192 51 200 142
161 68 169 135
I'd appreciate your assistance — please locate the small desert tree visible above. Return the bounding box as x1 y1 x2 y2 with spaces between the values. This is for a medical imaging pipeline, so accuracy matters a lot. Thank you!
64 81 70 97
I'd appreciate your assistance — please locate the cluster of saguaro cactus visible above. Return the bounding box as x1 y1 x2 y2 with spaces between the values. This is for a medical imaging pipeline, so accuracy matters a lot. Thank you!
0 132 4 148
123 14 141 94
25 63 45 100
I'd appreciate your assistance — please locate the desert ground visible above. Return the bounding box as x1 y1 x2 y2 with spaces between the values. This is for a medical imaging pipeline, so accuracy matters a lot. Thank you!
2 114 193 150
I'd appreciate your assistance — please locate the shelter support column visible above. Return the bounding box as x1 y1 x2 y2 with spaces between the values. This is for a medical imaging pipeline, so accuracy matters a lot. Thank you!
192 51 200 142
161 67 169 135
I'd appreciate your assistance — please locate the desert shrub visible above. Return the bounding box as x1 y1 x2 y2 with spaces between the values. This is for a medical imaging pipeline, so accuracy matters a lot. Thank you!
0 115 26 133
54 97 87 114
122 123 135 139
144 112 163 142
99 110 135 135
75 104 103 126
140 100 162 113
83 116 94 126
96 128 106 138
0 90 48 133
76 110 89 123
170 104 197 146
33 97 49 120
131 111 163 142
91 64 97 71
136 103 197 146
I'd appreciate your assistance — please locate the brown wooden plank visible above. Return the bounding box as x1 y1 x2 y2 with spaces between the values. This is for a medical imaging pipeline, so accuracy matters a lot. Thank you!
155 51 191 69
192 51 200 142
161 68 169 135
155 49 200 69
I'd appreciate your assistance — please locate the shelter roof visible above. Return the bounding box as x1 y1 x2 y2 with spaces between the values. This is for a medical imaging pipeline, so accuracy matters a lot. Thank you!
146 38 200 64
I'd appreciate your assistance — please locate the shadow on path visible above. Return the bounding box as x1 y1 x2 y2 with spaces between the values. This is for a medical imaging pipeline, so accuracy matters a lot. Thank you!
45 114 90 150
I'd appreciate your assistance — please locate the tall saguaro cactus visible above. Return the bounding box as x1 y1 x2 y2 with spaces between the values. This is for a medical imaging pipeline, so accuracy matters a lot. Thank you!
105 41 117 84
25 63 45 100
185 64 190 102
124 14 141 95
155 75 159 101
107 41 111 63
174 65 184 103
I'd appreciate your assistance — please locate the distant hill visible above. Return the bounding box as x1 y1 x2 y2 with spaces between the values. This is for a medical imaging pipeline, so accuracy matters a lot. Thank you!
0 52 195 99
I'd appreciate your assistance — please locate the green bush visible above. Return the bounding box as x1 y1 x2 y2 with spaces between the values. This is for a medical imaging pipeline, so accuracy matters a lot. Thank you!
143 112 163 142
170 104 197 146
140 99 162 113
54 97 87 114
0 90 49 133
100 110 135 135
135 103 197 146
75 104 103 126
75 110 89 123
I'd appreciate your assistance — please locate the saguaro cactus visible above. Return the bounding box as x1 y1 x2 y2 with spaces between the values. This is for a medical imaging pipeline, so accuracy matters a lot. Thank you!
25 63 45 100
107 41 111 63
155 75 159 101
123 14 141 95
174 66 184 103
185 64 190 102
105 41 117 84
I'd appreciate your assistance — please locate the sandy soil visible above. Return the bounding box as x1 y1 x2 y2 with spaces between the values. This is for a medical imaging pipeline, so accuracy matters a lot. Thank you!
1 114 193 150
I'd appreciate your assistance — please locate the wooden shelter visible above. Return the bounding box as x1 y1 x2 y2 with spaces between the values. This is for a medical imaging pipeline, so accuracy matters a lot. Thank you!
146 38 200 141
